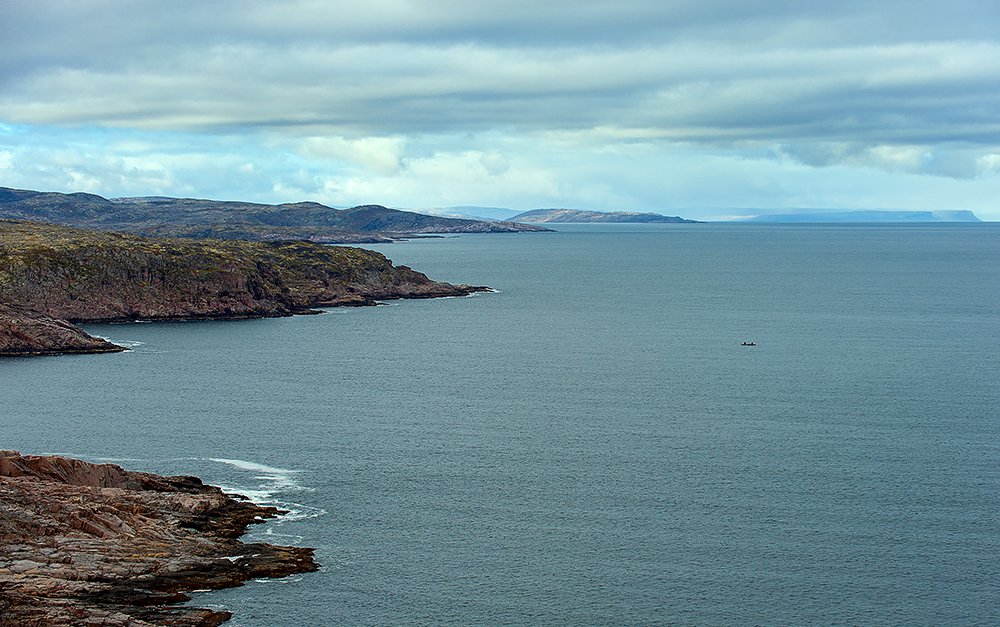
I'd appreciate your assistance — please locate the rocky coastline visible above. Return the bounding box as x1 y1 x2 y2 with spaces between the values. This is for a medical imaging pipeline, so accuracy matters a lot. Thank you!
0 451 318 626
0 219 491 355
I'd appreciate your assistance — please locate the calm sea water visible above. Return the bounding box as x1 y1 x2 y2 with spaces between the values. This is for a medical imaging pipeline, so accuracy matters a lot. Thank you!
2 223 999 626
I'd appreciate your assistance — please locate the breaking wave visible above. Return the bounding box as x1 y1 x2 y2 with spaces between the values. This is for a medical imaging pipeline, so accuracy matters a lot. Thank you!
204 458 326 532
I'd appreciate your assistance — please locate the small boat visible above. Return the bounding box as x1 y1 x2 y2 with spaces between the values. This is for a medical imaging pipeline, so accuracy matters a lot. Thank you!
741 342 755 346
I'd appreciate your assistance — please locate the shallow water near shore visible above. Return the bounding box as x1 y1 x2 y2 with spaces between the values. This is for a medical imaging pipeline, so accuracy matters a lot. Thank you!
3 223 999 626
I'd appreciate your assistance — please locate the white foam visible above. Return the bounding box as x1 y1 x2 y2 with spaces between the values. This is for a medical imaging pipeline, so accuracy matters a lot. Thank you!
203 459 324 529
208 458 297 475
216 485 276 503
206 457 305 501
267 502 327 522
95 338 144 349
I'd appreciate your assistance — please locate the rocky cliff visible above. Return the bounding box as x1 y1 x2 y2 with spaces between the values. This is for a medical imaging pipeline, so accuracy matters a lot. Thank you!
0 451 318 626
0 220 489 324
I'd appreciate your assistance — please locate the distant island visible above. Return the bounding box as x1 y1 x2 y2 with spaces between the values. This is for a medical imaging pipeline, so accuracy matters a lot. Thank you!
510 208 699 223
735 210 981 223
0 220 490 355
0 187 550 244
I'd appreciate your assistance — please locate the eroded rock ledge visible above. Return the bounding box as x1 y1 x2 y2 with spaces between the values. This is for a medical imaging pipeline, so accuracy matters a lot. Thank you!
0 451 318 626
0 302 126 356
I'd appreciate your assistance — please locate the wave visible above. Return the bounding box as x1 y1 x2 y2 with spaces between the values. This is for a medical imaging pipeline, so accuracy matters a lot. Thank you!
206 458 305 500
202 458 325 530
113 339 145 348
92 456 147 463
207 458 298 476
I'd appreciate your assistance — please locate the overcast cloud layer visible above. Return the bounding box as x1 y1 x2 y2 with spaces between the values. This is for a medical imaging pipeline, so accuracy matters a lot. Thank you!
2 0 999 219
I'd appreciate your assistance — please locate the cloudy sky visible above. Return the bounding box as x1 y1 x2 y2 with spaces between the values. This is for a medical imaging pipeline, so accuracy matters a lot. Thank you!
2 0 999 220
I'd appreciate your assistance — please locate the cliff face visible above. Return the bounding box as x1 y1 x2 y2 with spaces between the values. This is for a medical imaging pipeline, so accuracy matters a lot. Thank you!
0 220 489 323
0 302 125 356
0 451 318 627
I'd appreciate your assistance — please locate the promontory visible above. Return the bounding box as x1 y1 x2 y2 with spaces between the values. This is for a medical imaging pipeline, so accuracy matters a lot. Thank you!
0 219 490 355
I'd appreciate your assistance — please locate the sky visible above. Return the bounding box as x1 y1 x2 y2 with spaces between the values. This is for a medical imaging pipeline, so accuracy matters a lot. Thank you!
1 0 999 220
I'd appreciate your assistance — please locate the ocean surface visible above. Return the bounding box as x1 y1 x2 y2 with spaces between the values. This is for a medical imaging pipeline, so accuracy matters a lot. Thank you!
2 223 999 626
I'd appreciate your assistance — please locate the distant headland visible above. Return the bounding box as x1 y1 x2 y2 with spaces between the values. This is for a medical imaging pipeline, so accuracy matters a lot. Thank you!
729 209 982 223
510 208 700 223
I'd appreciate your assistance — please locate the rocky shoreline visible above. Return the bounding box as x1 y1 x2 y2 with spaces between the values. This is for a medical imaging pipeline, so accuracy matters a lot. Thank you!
0 219 492 355
0 451 318 626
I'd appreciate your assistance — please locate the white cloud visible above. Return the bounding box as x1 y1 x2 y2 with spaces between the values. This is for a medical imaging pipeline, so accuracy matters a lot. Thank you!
977 154 1000 174
2 1 1000 218
3 37 999 153
479 151 509 175
299 136 407 176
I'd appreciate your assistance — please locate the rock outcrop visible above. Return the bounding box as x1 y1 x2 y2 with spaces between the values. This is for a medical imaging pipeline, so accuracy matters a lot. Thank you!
0 451 318 626
0 302 126 356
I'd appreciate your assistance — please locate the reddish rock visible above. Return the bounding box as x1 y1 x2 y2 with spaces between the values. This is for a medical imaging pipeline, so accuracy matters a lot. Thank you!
0 451 318 626
0 302 126 356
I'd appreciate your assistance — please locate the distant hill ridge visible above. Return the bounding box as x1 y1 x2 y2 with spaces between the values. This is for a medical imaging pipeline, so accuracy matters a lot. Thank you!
511 208 699 223
0 187 550 243
738 210 981 223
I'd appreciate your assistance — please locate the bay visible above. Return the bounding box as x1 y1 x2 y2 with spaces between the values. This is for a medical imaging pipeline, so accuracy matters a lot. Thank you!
2 223 999 626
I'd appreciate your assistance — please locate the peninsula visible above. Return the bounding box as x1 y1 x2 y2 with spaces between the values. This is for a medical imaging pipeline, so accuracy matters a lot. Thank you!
0 450 318 626
0 220 490 355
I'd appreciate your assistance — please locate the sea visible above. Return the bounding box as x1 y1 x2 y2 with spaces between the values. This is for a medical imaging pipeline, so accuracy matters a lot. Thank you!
2 223 999 627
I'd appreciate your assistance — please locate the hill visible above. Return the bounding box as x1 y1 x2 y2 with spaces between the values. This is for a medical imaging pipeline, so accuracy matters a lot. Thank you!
0 187 550 243
511 208 698 223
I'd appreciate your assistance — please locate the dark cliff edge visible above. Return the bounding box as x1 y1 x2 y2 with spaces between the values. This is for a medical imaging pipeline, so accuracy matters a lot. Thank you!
0 451 318 627
0 219 491 354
